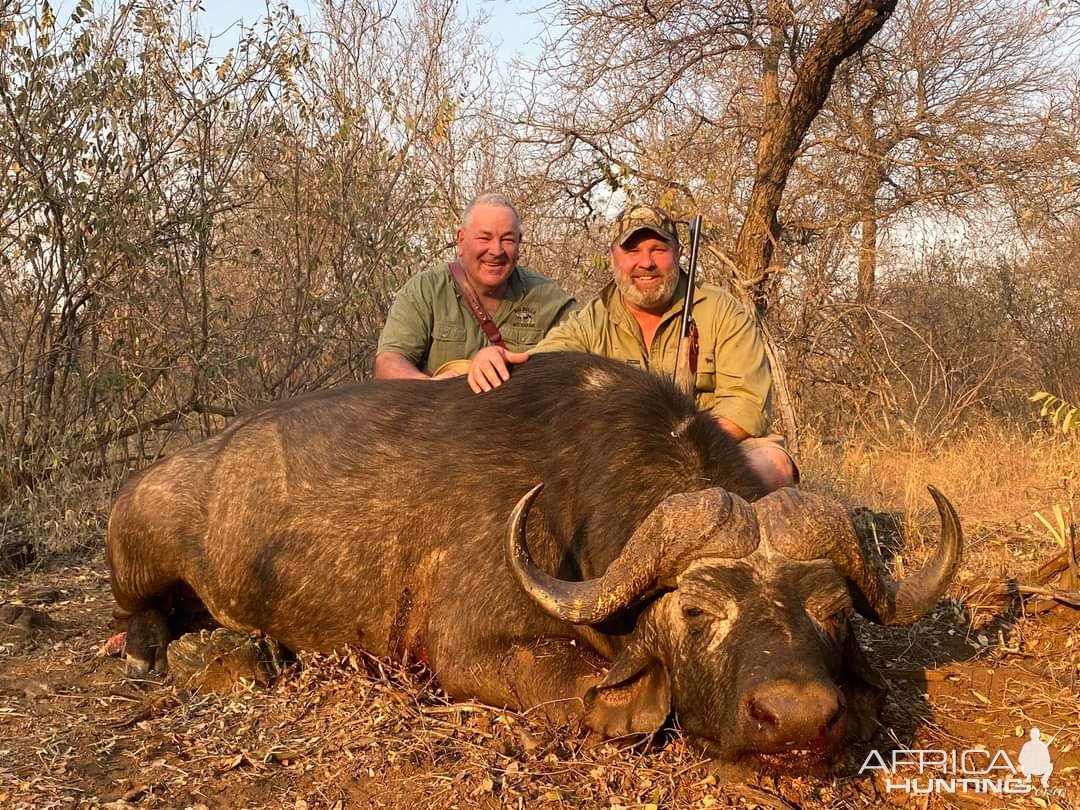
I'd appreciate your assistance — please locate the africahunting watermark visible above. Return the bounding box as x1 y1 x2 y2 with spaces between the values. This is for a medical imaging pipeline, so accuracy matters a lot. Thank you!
859 726 1066 796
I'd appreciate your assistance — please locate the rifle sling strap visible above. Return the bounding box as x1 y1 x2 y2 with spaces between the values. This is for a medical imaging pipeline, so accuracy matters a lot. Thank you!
448 261 506 349
688 318 700 376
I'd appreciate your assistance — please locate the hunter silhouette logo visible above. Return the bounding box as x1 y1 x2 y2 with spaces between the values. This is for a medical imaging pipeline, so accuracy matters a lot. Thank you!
1018 727 1057 788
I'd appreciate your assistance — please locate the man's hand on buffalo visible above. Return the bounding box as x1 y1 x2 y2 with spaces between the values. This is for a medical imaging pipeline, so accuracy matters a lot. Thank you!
740 444 796 491
467 345 529 393
715 416 797 491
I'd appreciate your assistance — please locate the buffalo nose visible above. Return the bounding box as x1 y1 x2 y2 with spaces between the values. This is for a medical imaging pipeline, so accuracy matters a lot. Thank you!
741 681 846 752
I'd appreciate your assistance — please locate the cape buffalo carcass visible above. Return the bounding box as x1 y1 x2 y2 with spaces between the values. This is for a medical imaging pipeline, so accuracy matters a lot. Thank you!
107 352 962 761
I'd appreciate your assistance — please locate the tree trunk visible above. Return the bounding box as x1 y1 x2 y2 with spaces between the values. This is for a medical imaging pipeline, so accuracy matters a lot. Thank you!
760 320 801 455
855 146 890 361
857 215 878 306
730 0 897 448
734 0 899 312
856 131 888 306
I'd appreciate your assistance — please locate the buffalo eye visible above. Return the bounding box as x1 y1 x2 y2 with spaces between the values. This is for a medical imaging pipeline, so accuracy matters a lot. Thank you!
682 604 726 624
823 601 853 624
809 597 853 629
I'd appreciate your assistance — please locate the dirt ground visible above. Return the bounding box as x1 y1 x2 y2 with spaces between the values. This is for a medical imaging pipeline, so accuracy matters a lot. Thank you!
1 536 1079 810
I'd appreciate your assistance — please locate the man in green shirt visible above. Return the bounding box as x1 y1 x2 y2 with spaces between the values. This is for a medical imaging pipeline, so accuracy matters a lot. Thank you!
374 193 578 379
466 203 797 491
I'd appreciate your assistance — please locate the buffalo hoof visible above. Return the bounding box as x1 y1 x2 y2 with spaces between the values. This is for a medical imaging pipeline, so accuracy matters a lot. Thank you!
0 604 56 634
0 604 56 651
125 610 170 676
167 628 283 693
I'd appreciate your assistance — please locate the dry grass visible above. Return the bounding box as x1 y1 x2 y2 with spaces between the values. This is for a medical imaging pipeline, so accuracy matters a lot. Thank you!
801 420 1078 586
802 419 1076 524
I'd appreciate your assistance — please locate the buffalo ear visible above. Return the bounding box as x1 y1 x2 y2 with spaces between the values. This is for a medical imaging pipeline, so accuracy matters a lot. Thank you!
840 626 887 742
583 639 671 737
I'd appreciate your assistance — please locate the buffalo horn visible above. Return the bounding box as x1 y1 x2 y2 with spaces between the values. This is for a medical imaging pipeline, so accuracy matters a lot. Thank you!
879 486 963 624
756 486 963 625
505 484 759 625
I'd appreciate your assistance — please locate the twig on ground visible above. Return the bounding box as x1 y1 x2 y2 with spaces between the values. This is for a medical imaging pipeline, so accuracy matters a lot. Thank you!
964 549 1072 606
1015 584 1080 607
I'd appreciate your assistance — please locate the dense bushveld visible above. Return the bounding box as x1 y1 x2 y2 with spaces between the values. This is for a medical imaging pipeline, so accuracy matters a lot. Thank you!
1 1 1077 536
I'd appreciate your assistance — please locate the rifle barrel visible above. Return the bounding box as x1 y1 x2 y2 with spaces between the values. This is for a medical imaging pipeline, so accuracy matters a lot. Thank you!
679 214 703 338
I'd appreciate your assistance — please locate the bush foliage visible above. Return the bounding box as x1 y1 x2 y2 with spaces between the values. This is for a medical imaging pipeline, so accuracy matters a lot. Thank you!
0 0 1077 521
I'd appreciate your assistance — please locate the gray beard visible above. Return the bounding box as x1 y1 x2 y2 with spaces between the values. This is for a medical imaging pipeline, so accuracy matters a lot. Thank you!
616 273 678 311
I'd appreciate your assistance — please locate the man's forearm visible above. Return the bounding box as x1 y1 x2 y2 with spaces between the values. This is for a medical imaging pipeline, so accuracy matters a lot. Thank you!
714 414 798 490
713 414 751 442
374 352 430 380
530 310 590 355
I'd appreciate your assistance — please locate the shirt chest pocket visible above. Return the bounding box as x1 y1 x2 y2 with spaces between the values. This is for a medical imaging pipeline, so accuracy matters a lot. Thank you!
500 325 543 350
695 351 717 393
433 323 469 343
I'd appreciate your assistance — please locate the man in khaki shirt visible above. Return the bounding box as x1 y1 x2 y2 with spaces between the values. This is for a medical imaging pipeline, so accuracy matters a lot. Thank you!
466 204 796 490
374 193 577 379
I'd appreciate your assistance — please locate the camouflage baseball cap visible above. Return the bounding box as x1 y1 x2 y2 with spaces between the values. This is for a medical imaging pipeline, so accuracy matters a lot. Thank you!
608 204 680 247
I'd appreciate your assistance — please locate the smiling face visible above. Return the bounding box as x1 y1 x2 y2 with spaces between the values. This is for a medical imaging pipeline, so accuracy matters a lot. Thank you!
456 203 521 297
610 229 680 313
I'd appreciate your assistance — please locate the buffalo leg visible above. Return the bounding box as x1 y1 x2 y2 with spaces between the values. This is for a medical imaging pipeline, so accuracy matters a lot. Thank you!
505 639 611 721
125 609 170 676
440 638 607 723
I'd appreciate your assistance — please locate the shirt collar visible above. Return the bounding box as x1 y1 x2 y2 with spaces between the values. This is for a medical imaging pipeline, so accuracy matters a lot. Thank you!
447 264 526 302
505 266 527 301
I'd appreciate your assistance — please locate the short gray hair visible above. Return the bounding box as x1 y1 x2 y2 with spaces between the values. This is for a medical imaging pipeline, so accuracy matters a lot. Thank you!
461 193 521 233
